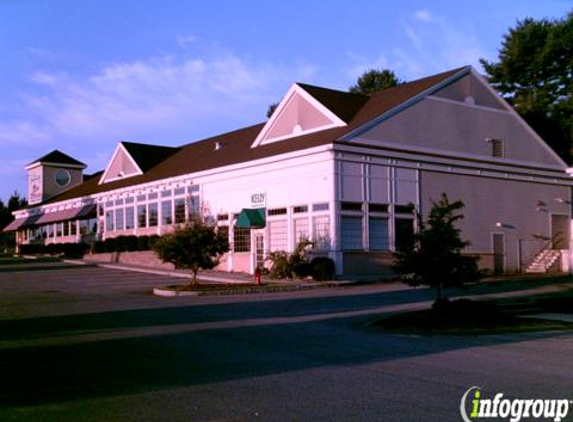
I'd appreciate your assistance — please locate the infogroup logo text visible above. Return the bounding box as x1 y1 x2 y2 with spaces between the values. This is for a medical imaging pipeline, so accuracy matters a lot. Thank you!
460 386 571 422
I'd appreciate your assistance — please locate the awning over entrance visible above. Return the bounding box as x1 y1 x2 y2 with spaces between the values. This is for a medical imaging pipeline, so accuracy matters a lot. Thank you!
235 208 265 228
1 204 97 232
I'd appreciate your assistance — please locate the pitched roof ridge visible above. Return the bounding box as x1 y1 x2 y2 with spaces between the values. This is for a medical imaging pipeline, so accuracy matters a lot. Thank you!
29 149 86 167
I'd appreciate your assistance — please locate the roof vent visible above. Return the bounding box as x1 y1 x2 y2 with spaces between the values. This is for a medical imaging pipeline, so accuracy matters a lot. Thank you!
214 141 223 151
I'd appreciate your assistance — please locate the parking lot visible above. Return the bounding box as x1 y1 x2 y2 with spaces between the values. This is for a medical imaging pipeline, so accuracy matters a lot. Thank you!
1 263 572 421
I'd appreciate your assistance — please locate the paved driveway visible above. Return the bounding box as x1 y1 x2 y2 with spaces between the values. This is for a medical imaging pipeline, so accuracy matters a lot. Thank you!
0 264 572 421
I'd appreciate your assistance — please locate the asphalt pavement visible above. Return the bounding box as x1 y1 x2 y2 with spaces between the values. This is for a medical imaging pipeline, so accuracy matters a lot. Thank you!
0 264 572 421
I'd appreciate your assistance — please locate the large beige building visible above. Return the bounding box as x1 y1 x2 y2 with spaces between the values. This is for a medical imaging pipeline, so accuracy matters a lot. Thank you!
5 66 573 277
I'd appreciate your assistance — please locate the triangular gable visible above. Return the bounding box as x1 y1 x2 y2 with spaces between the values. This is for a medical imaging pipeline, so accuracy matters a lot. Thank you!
99 142 143 185
251 84 347 148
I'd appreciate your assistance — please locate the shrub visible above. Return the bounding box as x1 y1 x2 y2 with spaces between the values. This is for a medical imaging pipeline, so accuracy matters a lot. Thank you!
267 251 291 279
124 235 139 251
103 238 117 253
136 235 149 251
92 241 105 254
310 257 335 281
19 242 89 258
148 235 160 249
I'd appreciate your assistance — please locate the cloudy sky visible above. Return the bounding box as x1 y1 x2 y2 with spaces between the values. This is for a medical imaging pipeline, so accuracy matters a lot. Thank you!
0 0 570 201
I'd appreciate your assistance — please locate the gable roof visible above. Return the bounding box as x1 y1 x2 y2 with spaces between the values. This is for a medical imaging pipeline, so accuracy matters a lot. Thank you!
27 150 86 168
30 65 530 207
121 141 180 172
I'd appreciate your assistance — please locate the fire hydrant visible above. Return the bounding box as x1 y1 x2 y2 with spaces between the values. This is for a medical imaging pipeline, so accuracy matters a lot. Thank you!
254 266 262 285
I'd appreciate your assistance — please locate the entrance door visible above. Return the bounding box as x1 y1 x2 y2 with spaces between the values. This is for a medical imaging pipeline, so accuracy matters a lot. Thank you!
551 214 569 249
492 233 505 275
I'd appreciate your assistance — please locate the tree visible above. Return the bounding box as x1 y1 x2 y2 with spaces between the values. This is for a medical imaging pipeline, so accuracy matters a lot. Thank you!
349 69 403 94
0 191 27 230
266 102 279 118
152 219 229 286
391 194 482 304
481 12 573 161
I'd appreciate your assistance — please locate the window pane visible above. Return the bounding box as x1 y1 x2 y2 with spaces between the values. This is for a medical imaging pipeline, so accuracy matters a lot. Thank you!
174 187 185 196
395 218 414 250
174 198 186 224
70 221 77 236
63 221 70 236
115 208 125 231
233 227 251 252
369 217 389 250
188 195 200 218
161 189 172 198
106 210 114 231
148 203 158 227
341 216 363 250
294 218 309 242
125 207 135 230
312 203 329 212
137 205 147 228
269 220 288 251
161 200 173 225
312 216 330 250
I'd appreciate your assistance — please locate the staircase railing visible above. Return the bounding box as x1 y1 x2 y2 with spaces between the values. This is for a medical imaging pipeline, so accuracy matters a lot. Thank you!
523 231 564 272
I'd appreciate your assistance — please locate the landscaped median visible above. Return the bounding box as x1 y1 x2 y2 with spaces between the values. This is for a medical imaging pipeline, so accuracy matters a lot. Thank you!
153 280 351 297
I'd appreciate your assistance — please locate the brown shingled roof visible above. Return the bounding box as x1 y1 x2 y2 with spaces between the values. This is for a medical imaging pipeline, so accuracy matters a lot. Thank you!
121 141 180 172
37 66 467 206
28 150 86 168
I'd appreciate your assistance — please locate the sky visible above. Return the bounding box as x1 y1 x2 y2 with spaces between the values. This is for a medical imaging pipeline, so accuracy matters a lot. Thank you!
0 0 571 201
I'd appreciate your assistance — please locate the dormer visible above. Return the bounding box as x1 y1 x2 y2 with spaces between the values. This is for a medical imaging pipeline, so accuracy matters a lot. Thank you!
25 150 86 205
99 141 179 185
251 83 365 148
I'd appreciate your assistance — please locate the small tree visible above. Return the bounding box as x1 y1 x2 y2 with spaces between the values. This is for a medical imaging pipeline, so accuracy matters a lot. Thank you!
349 69 403 94
153 220 229 286
392 194 482 304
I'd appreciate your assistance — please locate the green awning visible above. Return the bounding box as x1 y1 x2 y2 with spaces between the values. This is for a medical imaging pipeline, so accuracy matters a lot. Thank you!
236 208 265 228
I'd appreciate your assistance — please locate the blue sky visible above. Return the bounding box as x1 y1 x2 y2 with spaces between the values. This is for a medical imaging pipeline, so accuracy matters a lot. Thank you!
0 0 571 201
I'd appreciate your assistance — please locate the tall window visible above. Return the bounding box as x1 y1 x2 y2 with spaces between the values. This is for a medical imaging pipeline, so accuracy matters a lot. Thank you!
148 203 158 227
395 218 414 250
312 216 330 250
269 220 288 251
137 204 147 228
294 218 309 242
161 200 173 225
174 198 186 224
233 227 251 252
125 207 135 230
369 217 389 250
188 195 200 219
115 208 125 231
106 210 114 231
341 216 363 250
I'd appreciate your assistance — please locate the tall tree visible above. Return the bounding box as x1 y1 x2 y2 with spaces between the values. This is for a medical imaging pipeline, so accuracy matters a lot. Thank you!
0 192 27 230
392 194 482 304
481 12 573 161
349 69 403 94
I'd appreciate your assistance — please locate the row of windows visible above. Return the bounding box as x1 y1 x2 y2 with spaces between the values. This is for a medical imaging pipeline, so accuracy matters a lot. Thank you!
105 196 200 231
26 218 98 241
340 216 414 251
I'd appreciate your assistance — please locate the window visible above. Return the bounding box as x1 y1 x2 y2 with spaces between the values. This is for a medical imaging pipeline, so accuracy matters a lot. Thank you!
115 199 124 206
268 207 287 216
125 197 134 204
217 225 229 239
137 204 147 228
161 189 172 198
174 198 186 224
294 218 309 242
47 224 54 237
395 204 415 214
56 223 63 237
269 220 288 251
341 201 362 211
70 221 77 236
161 200 173 225
217 214 229 221
369 203 389 213
312 216 330 250
63 221 70 236
395 218 414 250
174 187 185 196
115 208 125 231
148 203 158 227
233 227 251 252
293 205 308 213
395 168 417 205
189 185 200 194
313 203 329 212
369 217 389 250
125 207 135 230
188 195 200 218
106 210 114 231
489 138 504 158
341 216 363 250
148 193 158 200
54 169 71 187
137 195 146 202
79 220 90 235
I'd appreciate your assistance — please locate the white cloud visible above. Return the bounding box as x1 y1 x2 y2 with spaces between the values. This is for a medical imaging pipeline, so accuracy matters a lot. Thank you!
414 9 433 23
177 35 197 48
0 50 319 152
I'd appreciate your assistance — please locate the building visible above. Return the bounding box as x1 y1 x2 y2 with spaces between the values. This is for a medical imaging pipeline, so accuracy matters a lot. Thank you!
5 66 573 277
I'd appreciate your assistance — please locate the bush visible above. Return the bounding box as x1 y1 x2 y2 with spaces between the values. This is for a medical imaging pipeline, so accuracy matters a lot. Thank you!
267 251 291 279
124 235 139 251
19 242 89 258
103 238 117 253
310 257 335 281
137 235 149 251
92 241 105 254
148 235 160 249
